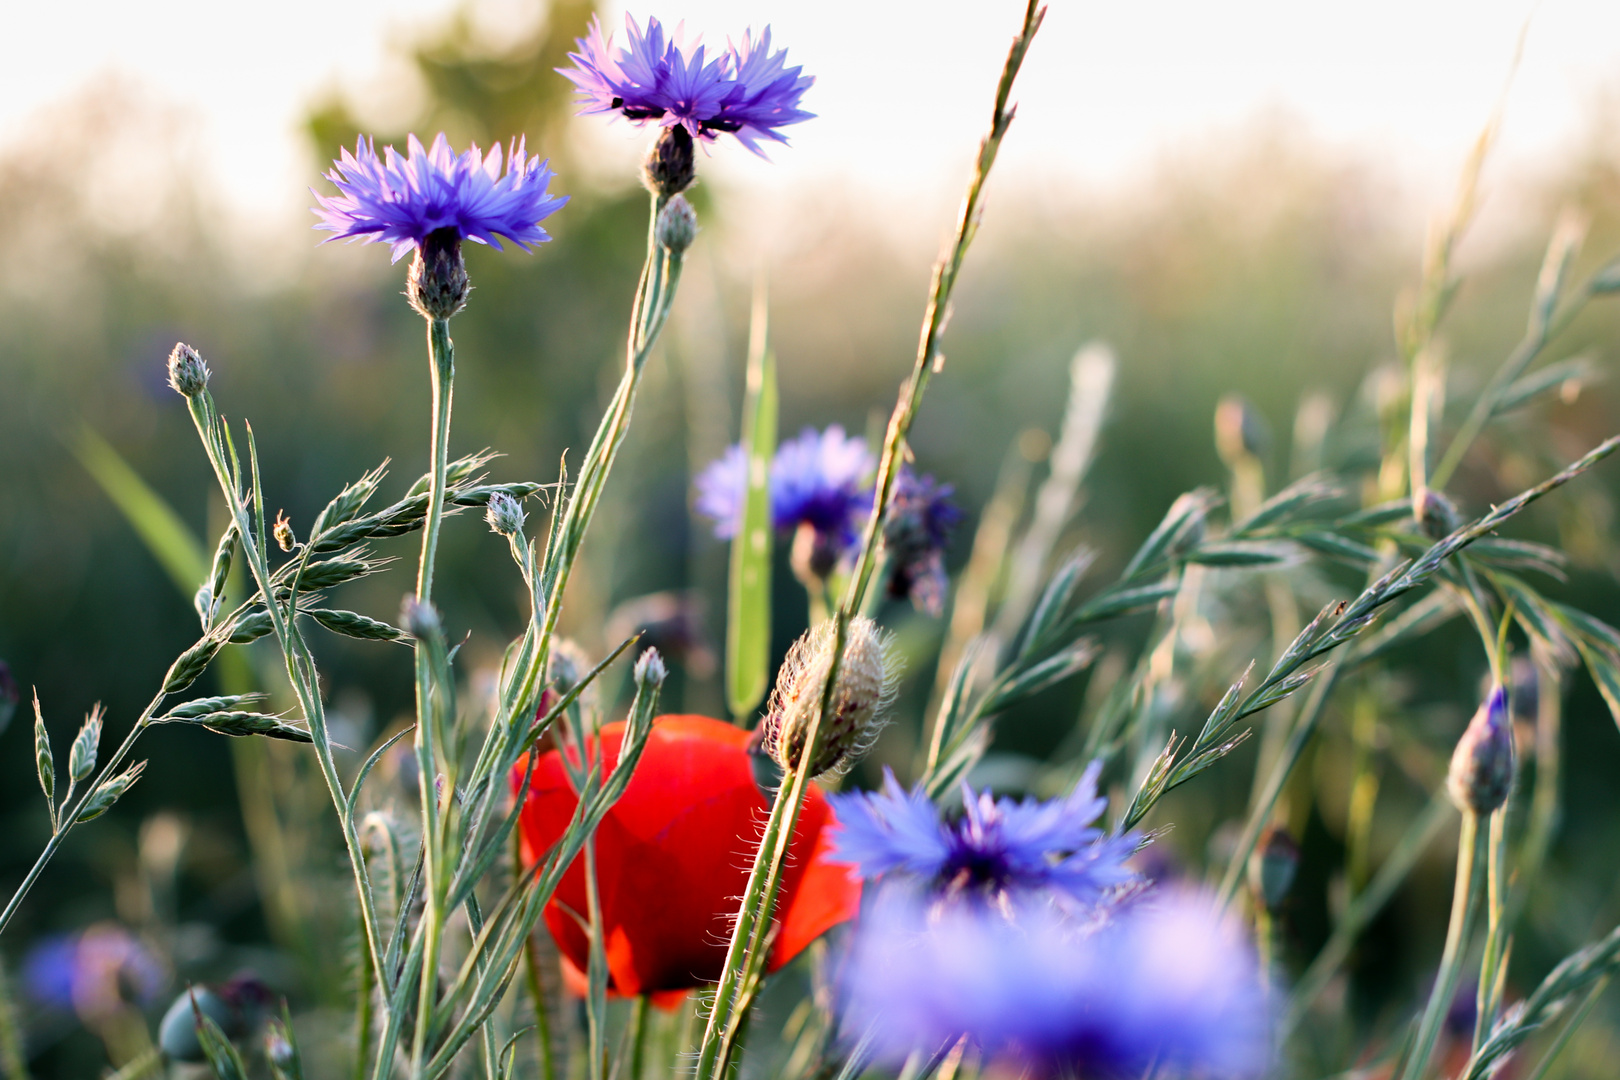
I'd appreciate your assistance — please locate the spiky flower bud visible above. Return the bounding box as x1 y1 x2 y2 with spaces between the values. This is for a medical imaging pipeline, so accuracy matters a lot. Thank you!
485 491 527 537
1416 488 1461 540
1248 824 1301 915
265 1024 295 1070
1447 686 1515 814
401 596 441 640
273 511 296 553
550 640 592 693
656 195 698 254
643 124 696 196
167 343 210 398
633 647 668 687
761 616 898 779
407 227 470 321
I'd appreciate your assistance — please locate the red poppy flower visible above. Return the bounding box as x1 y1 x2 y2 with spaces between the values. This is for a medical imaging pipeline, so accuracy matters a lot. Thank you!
515 714 861 997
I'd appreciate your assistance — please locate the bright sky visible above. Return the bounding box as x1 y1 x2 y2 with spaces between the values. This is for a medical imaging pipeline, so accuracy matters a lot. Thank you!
4 0 1619 237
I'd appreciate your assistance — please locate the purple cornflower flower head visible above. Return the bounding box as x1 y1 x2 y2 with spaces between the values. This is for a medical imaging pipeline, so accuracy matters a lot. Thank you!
561 16 813 154
883 471 962 615
312 133 568 263
25 923 165 1020
694 427 875 576
838 886 1271 1076
827 761 1139 911
1447 684 1515 814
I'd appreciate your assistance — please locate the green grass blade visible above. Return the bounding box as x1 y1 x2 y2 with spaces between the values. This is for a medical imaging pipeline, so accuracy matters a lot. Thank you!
726 305 778 721
76 425 208 592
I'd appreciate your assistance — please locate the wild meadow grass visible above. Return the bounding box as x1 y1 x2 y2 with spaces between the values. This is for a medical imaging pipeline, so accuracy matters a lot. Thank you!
6 3 1620 1079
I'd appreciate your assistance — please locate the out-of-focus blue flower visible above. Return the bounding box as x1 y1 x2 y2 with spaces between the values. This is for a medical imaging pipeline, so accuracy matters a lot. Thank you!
313 134 569 262
838 887 1271 1076
827 762 1138 910
883 472 962 614
562 15 814 155
25 924 165 1020
695 426 874 554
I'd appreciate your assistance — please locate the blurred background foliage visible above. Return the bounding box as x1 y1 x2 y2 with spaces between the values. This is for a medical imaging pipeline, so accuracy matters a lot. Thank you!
4 0 1620 1075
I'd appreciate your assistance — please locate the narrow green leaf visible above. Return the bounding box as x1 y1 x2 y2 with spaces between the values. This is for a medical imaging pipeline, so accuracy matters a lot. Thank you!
726 319 778 721
76 425 208 593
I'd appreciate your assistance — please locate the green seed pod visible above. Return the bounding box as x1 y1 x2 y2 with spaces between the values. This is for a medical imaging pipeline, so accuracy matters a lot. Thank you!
656 195 698 254
762 616 898 779
77 761 146 823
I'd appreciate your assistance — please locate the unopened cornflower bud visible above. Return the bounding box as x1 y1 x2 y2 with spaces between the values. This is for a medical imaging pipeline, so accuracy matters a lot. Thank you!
633 647 668 687
1447 685 1515 814
656 195 698 254
1248 824 1300 915
273 511 296 552
643 124 696 196
762 616 898 779
1214 393 1269 466
485 491 526 537
550 640 592 693
407 227 471 321
265 1024 295 1069
167 343 210 398
401 596 441 640
1416 488 1461 540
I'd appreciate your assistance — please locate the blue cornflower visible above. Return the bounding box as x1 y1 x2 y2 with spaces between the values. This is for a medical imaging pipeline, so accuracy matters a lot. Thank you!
25 924 165 1019
694 426 874 576
883 472 962 615
838 887 1271 1076
827 762 1139 910
313 133 568 263
562 15 813 155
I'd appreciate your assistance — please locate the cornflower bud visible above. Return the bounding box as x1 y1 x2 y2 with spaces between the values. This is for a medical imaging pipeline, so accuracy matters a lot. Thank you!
407 227 471 321
485 491 527 537
656 195 698 254
1248 824 1300 915
761 616 898 779
1447 685 1515 814
643 125 696 196
273 511 296 552
401 596 441 640
265 1024 295 1070
1416 488 1461 540
633 647 668 687
167 343 210 398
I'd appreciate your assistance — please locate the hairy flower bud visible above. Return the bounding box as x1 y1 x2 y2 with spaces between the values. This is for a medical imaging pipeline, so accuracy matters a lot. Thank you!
1447 686 1515 814
634 647 668 688
643 124 696 196
485 491 527 537
1416 488 1461 540
1248 824 1300 914
656 195 698 254
167 343 211 398
401 596 442 640
762 616 898 779
407 227 471 320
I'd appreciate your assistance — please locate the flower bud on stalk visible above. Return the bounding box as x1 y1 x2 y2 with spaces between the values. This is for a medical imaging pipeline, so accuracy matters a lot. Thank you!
407 227 470 321
484 491 526 537
1248 824 1301 915
762 616 898 779
1447 686 1515 814
656 195 698 254
167 343 210 398
273 511 296 553
401 596 442 641
643 125 696 197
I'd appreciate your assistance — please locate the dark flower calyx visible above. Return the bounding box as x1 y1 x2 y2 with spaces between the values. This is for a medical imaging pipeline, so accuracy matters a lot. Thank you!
644 125 696 197
408 228 471 320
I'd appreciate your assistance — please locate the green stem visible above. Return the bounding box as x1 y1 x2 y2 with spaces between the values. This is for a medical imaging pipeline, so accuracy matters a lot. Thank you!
1399 811 1486 1080
411 317 456 1072
517 825 557 1080
1474 807 1510 1050
353 935 373 1080
626 996 650 1080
